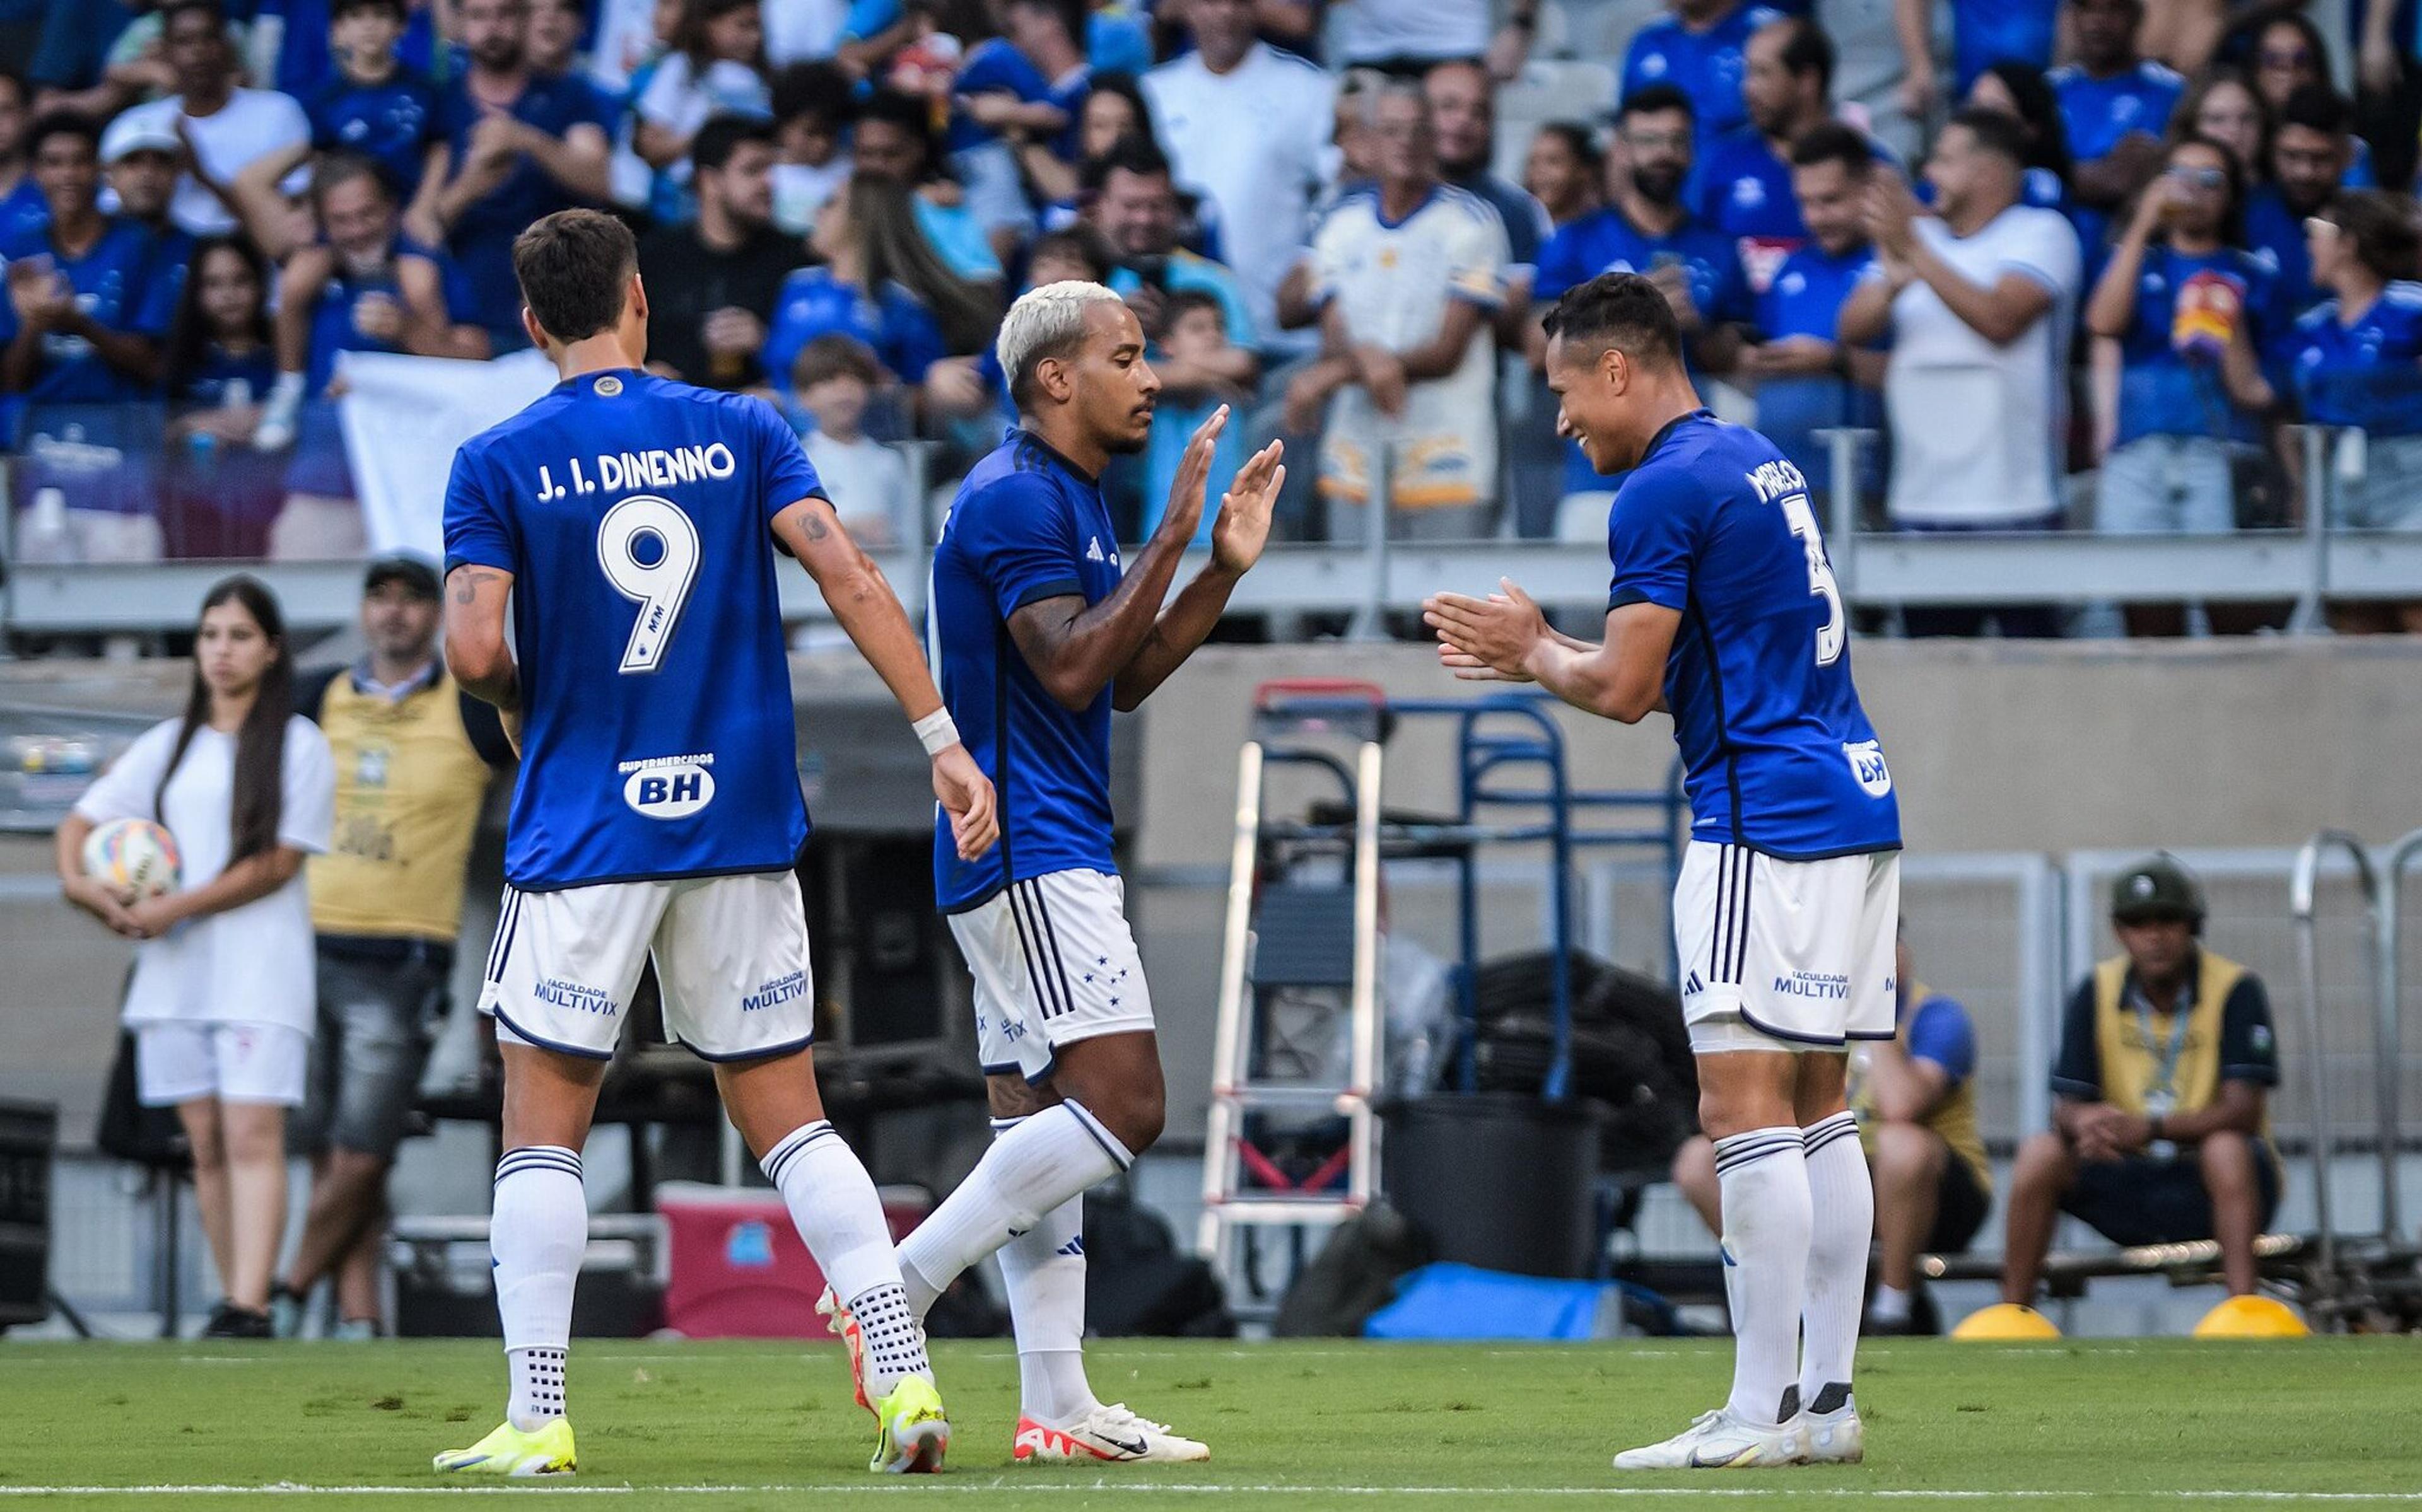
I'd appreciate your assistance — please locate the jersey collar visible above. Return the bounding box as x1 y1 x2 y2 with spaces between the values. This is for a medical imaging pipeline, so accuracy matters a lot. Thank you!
1640 407 1711 465
552 365 644 395
1010 426 1102 487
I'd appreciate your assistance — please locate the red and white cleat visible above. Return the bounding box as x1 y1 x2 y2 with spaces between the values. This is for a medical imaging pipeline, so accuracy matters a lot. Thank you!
1012 1404 1210 1464
817 1286 872 1415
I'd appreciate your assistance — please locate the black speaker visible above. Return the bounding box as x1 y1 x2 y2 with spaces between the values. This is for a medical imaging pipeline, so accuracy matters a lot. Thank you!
0 1099 56 1330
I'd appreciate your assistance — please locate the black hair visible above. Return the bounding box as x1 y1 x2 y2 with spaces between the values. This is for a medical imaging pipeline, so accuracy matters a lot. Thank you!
671 0 766 69
1541 270 1682 371
792 330 882 389
2326 189 2422 282
691 112 774 174
1162 287 1224 329
25 108 99 158
771 60 857 131
160 576 295 863
855 87 939 172
1617 81 1695 124
308 148 397 212
1770 16 1835 97
331 0 407 20
1082 71 1154 150
1004 0 1088 45
1079 131 1171 196
164 235 272 397
1533 119 1603 177
2278 81 2354 138
512 207 638 344
1787 120 1871 177
1943 104 2030 167
1976 59 2073 183
2239 9 2332 88
159 0 230 37
2163 131 2248 248
1027 222 1116 282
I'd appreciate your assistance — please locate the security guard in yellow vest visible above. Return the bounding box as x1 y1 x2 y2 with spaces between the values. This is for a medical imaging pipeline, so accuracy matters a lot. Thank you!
1666 928 1992 1333
1995 855 2281 1322
272 556 510 1337
1849 925 1992 1334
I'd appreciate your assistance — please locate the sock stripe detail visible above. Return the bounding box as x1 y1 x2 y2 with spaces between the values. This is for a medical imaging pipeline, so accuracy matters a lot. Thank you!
1802 1112 1861 1156
1062 1098 1133 1172
495 1146 582 1184
1712 1130 1802 1175
761 1121 838 1187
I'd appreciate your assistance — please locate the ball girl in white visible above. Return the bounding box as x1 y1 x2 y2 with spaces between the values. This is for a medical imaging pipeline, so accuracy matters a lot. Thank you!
56 576 336 1338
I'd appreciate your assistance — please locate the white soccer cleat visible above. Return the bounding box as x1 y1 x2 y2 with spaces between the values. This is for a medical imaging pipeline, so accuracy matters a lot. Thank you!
1801 1399 1864 1465
1014 1402 1210 1463
1613 1407 1807 1471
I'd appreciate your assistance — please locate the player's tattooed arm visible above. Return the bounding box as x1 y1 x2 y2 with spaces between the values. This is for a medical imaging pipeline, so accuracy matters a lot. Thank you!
443 565 521 713
1008 408 1250 713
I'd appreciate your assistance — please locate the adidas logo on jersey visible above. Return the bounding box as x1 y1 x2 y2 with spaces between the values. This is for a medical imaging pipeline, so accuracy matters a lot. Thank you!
1085 537 1106 563
1683 971 1705 996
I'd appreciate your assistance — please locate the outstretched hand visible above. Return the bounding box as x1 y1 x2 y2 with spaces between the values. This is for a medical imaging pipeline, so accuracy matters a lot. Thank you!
1424 579 1548 681
1210 438 1286 574
932 744 1000 861
1157 404 1229 545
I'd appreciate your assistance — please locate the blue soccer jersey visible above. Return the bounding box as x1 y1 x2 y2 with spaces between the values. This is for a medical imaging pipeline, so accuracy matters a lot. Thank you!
1607 409 1900 858
442 370 824 891
2292 281 2422 435
927 429 1125 912
1619 1 1789 147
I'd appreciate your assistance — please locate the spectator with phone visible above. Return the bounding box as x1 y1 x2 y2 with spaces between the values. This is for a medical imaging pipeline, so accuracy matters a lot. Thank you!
2087 134 2279 634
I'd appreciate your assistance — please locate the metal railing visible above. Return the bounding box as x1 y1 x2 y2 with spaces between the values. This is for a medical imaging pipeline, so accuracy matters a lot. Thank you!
6 425 2421 639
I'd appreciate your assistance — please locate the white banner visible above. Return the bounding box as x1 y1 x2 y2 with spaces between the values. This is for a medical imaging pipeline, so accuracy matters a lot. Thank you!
336 349 559 561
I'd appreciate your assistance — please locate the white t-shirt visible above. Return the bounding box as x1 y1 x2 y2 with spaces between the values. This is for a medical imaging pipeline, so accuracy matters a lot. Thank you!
761 0 853 66
1881 203 2082 526
1330 0 1489 67
74 715 336 1033
1311 183 1509 486
804 429 911 545
1143 44 1339 346
116 90 312 238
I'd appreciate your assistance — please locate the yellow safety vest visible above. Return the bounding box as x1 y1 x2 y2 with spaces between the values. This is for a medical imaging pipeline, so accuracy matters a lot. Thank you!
307 669 494 944
2088 949 2259 1129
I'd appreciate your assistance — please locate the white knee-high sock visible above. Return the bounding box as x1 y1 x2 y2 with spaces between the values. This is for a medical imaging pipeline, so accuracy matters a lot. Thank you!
1798 1112 1872 1412
1713 1126 1813 1428
897 1101 1129 1318
761 1121 931 1394
491 1146 586 1431
988 1116 1100 1426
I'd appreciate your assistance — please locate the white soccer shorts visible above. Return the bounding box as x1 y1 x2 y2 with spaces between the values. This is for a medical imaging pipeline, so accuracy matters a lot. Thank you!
134 1021 310 1108
948 868 1156 1084
1673 840 1900 1052
479 871 815 1062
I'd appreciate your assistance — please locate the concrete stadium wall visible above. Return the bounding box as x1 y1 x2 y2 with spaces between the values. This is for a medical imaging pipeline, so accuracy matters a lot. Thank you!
6 637 2420 1149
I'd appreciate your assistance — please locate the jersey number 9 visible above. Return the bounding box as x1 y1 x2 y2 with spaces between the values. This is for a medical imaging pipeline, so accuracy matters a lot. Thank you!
597 494 701 674
1780 491 1845 666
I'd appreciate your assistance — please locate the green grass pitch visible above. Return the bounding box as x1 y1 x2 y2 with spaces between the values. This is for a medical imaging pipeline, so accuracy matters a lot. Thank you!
6 1337 2421 1509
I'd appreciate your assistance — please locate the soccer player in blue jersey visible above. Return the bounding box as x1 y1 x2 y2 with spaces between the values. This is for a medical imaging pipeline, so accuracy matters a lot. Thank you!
436 209 998 1478
867 281 1282 1466
1428 271 1900 1472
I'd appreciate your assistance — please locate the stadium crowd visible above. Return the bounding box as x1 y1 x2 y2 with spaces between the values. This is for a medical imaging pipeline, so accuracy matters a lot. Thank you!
0 0 2418 634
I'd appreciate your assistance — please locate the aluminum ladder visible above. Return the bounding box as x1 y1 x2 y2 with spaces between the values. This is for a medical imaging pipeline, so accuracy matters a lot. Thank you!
1196 681 1386 1320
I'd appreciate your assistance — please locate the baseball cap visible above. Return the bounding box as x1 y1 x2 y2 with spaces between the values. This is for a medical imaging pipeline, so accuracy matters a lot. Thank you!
100 113 182 166
363 554 442 600
2110 854 2206 924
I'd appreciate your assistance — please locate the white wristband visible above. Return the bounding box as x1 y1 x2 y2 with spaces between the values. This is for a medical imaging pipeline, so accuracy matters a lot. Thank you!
913 707 960 756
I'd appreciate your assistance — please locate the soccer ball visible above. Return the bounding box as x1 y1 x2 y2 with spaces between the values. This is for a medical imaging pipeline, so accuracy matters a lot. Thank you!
81 817 180 900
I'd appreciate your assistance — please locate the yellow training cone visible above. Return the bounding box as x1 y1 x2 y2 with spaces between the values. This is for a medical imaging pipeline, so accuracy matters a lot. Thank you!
1950 1302 2062 1340
2192 1294 2308 1338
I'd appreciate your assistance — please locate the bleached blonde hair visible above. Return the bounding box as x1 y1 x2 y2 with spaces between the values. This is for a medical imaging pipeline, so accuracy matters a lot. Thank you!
995 279 1128 409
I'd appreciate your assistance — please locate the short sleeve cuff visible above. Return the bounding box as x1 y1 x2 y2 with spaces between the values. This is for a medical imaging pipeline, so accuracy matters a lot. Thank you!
2222 1064 2281 1086
1999 258 2065 295
1609 584 1685 612
2049 1074 2100 1098
1009 576 1084 610
443 548 513 576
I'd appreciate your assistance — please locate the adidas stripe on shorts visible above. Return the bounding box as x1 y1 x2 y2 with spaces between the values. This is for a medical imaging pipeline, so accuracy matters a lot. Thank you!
1673 839 1899 1053
949 868 1156 1084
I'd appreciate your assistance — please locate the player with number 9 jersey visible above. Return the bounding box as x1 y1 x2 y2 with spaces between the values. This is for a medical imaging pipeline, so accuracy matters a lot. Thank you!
443 369 814 892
